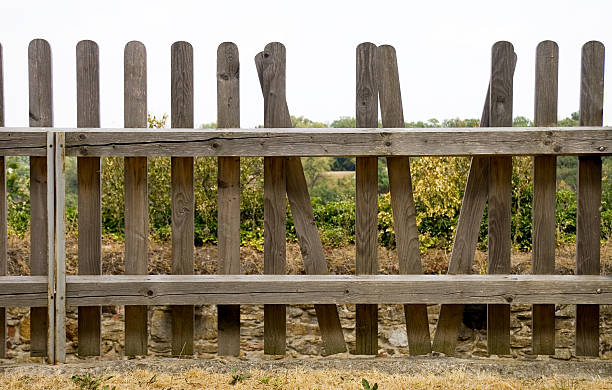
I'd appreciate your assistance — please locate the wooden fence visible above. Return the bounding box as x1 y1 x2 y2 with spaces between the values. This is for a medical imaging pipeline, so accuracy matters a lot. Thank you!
0 39 610 364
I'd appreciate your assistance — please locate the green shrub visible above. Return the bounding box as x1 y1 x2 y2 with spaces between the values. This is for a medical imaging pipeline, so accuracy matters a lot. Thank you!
3 115 611 252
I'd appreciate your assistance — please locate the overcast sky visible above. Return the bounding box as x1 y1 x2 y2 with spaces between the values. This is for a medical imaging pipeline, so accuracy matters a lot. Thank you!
1 0 610 128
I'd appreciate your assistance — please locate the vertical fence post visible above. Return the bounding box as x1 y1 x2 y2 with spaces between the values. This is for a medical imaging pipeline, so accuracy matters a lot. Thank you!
54 131 66 363
170 41 195 357
487 41 514 356
355 42 379 355
378 45 431 355
124 41 149 356
45 131 55 364
532 40 559 355
576 41 604 357
217 42 241 356
76 40 102 357
0 43 6 359
257 42 288 355
28 39 52 358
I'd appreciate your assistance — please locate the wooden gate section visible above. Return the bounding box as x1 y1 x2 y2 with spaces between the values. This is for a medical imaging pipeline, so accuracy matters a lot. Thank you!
0 39 609 364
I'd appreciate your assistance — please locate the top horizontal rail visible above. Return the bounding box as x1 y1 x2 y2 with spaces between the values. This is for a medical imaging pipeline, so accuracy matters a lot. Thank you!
0 127 610 157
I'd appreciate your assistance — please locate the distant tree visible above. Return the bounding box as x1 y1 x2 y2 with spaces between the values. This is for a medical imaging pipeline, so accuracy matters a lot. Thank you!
330 116 356 128
442 118 479 128
200 122 217 128
513 116 534 127
405 119 441 128
558 112 579 127
291 116 327 128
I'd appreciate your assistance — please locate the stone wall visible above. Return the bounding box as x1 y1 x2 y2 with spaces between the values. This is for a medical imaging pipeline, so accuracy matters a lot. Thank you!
4 303 612 361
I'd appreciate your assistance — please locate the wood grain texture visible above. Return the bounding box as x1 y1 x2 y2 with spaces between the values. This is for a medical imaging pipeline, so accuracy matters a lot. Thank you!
54 132 67 363
355 42 379 355
170 41 195 357
28 39 52 358
217 42 241 356
378 45 430 356
487 41 514 356
58 126 612 158
258 43 346 355
575 41 604 358
76 40 102 357
45 132 55 363
0 43 6 359
258 43 288 355
60 274 612 306
532 40 559 355
124 41 148 356
0 276 48 306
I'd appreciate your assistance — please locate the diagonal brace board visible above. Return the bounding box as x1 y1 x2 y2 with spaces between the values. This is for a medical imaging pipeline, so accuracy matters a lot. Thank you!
256 44 346 355
377 44 431 355
432 51 517 355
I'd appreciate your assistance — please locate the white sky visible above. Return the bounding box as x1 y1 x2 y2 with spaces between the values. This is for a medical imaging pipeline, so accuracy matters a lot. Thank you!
0 0 610 128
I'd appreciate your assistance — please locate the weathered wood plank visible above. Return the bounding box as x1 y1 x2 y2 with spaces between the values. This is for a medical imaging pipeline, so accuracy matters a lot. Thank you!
355 42 379 355
170 41 194 357
45 131 55 364
62 274 612 306
433 53 517 356
217 42 241 357
58 127 612 157
76 40 102 357
261 149 286 353
576 41 604 358
0 43 6 359
257 43 346 355
0 130 47 156
54 132 66 363
487 41 514 356
124 40 148 357
28 38 52 358
378 44 430 356
532 40 559 355
0 276 48 306
258 43 288 356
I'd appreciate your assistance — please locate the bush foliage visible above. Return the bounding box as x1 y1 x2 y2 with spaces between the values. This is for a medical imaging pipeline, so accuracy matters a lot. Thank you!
4 113 611 252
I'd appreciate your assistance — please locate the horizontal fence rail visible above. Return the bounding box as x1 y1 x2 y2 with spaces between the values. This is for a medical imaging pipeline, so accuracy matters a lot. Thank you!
63 275 612 306
3 274 610 308
0 127 611 157
0 38 610 364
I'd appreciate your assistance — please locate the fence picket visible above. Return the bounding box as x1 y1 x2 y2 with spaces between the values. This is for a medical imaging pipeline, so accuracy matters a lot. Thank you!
532 40 559 355
576 41 604 357
170 41 195 357
487 41 514 356
377 44 431 355
28 39 52 358
76 40 102 357
258 43 288 355
217 42 241 356
124 41 148 356
355 42 379 355
256 44 347 355
0 43 6 359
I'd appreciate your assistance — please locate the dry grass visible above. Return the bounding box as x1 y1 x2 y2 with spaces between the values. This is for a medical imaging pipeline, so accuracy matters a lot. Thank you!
0 368 610 390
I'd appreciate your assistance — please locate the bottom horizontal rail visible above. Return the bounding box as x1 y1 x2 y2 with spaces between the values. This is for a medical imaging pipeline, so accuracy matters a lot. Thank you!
63 275 612 306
